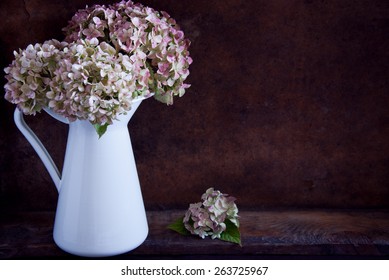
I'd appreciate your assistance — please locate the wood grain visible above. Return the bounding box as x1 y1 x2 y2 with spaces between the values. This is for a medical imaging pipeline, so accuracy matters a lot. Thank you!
1 210 388 259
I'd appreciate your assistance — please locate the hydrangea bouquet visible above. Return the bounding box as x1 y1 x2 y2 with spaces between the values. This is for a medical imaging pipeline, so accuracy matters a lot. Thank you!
4 0 192 136
169 188 241 245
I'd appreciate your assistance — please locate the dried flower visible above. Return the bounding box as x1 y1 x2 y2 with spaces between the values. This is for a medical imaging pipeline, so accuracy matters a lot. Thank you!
63 0 192 105
183 188 240 240
4 1 192 136
5 38 147 126
46 38 147 125
4 40 67 115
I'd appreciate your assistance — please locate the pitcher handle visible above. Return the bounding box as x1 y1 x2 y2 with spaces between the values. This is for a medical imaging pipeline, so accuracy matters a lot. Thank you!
14 108 62 192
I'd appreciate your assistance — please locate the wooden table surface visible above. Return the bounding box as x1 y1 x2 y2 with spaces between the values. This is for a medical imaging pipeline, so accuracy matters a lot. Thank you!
1 210 389 259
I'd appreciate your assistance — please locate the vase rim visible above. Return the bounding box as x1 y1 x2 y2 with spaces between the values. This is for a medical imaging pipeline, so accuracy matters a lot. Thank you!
133 93 154 102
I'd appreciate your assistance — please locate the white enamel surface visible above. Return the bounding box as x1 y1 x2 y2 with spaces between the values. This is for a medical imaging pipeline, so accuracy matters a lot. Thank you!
14 99 148 257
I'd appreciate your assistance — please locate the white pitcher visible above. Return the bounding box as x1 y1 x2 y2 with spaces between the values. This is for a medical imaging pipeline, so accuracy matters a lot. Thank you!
13 97 149 257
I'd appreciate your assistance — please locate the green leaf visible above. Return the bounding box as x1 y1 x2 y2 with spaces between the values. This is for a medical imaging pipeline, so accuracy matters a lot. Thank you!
167 216 190 235
219 219 242 246
168 216 242 246
94 123 109 138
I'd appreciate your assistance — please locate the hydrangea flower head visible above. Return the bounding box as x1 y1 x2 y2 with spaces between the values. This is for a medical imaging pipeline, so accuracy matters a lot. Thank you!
63 0 192 105
183 188 239 239
4 40 67 115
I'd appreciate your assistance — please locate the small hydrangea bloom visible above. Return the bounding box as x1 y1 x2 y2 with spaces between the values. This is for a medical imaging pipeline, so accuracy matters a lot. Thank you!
183 188 239 239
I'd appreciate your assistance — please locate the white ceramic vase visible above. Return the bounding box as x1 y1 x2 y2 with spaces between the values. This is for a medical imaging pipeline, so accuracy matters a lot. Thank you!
13 97 149 257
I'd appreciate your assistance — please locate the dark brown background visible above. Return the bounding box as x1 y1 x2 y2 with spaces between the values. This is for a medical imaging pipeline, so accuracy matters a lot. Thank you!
0 0 388 213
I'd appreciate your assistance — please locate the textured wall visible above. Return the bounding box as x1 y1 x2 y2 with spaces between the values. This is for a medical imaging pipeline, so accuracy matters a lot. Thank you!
0 0 388 211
